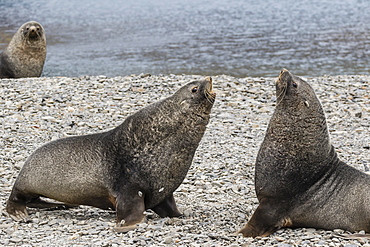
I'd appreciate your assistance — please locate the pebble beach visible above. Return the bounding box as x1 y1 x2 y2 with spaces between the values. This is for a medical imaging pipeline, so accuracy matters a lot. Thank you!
0 74 369 246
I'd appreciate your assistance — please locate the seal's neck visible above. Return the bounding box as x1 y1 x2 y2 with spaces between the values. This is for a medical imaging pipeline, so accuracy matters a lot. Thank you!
267 101 332 162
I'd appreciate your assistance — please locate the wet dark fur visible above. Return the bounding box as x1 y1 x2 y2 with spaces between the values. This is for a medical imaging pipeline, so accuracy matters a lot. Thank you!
238 69 370 237
6 78 215 231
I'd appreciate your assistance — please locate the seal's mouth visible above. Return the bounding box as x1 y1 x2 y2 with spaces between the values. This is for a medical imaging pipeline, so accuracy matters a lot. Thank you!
277 68 292 84
204 77 216 104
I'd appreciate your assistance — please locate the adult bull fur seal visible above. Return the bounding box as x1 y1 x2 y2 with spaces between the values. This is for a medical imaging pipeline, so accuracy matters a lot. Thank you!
6 77 216 232
238 69 370 237
0 21 46 78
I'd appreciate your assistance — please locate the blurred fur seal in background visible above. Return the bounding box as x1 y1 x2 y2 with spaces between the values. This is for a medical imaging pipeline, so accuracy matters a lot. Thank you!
0 21 46 78
238 69 370 237
6 77 216 232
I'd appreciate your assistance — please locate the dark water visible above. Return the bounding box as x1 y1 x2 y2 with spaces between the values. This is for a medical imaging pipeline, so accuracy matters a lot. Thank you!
0 0 370 77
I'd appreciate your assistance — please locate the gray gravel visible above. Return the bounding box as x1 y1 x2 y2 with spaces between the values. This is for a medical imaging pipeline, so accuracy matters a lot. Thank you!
0 74 369 246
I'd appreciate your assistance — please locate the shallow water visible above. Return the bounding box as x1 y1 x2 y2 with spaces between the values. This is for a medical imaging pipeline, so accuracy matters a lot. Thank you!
0 0 369 77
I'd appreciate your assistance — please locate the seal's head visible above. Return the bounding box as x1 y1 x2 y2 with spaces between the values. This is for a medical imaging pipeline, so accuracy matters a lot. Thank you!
18 21 46 45
276 68 321 114
175 77 216 117
272 69 331 166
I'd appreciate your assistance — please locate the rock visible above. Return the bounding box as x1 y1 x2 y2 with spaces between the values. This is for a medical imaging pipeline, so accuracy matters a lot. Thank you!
163 237 173 244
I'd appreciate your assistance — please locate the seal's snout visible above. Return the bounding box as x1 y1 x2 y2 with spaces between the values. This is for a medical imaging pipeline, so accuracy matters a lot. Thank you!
205 76 213 93
278 69 292 81
276 69 294 90
24 22 43 39
203 77 216 104
275 69 293 102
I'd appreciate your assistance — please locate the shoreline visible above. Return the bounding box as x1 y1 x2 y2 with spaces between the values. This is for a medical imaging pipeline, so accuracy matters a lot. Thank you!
1 74 369 246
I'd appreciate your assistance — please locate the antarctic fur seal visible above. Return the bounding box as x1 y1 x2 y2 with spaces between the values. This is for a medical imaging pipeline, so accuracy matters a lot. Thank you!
0 21 46 78
238 69 370 237
6 77 216 232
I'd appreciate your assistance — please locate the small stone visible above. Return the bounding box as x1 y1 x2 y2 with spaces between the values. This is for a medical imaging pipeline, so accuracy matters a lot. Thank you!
13 155 24 162
305 228 317 233
333 229 344 234
277 244 293 247
14 162 24 170
183 208 193 217
12 114 24 121
139 73 151 78
275 236 285 242
9 238 22 243
42 116 57 122
163 237 173 244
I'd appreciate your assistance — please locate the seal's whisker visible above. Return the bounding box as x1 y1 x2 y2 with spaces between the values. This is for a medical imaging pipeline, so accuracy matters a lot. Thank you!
207 92 216 102
276 82 287 99
205 91 216 104
276 83 287 107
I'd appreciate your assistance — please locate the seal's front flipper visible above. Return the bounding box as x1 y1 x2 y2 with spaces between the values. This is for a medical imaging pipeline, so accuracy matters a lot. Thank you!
26 198 79 210
5 200 30 222
113 192 146 233
237 199 291 237
151 193 182 217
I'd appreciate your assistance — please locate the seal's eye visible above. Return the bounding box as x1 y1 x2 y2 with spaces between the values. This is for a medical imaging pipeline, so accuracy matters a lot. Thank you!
292 81 297 88
191 86 198 93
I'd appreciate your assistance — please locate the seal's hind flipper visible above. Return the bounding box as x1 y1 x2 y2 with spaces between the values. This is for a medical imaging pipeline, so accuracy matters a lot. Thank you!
26 198 79 210
5 200 30 222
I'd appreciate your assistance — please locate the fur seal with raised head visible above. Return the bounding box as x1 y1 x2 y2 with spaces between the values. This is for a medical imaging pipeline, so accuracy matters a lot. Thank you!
0 21 46 78
6 77 216 232
238 69 370 237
